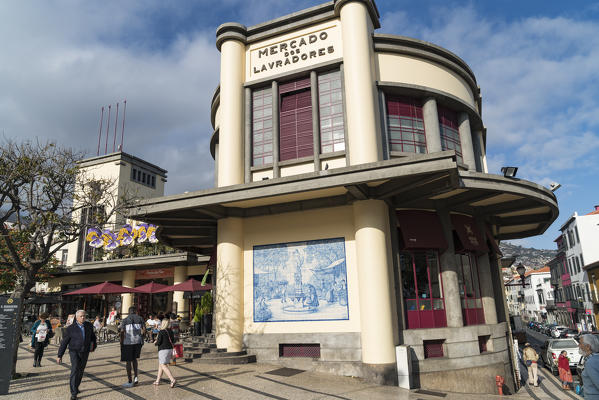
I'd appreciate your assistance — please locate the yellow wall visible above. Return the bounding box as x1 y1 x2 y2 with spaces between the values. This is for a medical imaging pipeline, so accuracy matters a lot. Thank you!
321 156 346 170
243 205 361 334
375 53 476 108
48 272 124 289
252 169 274 182
280 162 314 177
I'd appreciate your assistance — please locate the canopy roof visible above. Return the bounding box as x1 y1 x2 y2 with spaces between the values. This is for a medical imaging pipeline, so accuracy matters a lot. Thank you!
64 281 140 295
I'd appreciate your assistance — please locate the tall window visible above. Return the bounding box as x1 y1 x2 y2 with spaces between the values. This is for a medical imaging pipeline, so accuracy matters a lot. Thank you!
386 97 426 154
252 87 273 166
279 77 312 162
456 253 485 325
318 70 345 153
438 106 463 163
400 250 446 329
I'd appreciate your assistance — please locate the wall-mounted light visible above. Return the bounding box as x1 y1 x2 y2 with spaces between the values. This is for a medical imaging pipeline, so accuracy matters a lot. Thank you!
549 182 561 192
501 166 518 178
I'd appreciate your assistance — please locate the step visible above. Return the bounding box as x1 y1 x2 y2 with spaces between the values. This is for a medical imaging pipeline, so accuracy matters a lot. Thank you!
184 348 213 355
199 350 247 359
194 354 256 364
184 342 216 349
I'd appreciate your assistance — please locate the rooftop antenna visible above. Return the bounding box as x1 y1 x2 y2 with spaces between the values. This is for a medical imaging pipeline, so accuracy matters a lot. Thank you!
97 106 104 156
105 105 111 155
120 99 127 152
113 102 119 153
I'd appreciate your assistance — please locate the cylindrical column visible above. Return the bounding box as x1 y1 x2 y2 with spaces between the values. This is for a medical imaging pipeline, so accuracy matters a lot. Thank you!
339 1 380 165
215 217 244 351
474 130 488 173
477 254 498 324
458 112 476 170
173 266 188 319
121 270 136 318
422 97 442 153
353 200 396 369
437 210 464 328
217 39 245 187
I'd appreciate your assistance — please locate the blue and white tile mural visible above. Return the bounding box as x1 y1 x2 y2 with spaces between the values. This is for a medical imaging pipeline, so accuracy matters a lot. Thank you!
253 237 349 322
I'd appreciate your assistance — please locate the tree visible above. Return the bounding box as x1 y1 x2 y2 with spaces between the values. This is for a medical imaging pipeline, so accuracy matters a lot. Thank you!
0 139 133 377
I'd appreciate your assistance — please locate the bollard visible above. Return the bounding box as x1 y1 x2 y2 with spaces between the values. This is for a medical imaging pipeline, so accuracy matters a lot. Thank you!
496 375 505 395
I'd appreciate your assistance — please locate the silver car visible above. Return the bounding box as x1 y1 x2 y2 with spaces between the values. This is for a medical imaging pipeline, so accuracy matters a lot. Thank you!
540 338 579 375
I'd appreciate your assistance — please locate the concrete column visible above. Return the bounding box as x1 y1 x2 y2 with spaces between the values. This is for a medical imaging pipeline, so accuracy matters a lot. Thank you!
474 130 488 173
311 71 321 171
272 81 280 178
215 217 244 352
339 1 380 165
353 200 397 382
422 97 442 153
217 39 245 187
121 270 136 318
437 210 464 328
173 266 189 319
477 254 498 324
458 112 476 170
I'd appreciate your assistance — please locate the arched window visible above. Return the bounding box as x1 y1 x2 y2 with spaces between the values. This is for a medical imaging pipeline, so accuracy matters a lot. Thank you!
401 250 446 329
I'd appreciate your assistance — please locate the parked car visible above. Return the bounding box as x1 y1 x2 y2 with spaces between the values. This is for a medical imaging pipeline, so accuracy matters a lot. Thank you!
543 323 557 335
551 326 568 338
561 329 578 338
540 339 580 375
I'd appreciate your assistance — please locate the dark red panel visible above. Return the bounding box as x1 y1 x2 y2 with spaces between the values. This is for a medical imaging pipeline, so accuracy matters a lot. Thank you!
451 214 488 254
396 210 448 250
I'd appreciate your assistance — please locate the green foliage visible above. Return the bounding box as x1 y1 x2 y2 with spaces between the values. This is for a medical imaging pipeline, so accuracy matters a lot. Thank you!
199 291 213 316
193 304 201 322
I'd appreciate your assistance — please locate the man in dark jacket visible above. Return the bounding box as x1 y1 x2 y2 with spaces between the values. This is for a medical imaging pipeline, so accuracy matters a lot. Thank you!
57 310 97 400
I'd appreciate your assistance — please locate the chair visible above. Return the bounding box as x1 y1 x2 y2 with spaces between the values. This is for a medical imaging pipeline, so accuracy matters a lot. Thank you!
105 324 119 342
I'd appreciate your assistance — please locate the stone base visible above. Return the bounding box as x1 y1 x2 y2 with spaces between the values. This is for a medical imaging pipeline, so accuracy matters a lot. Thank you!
417 361 514 395
361 362 398 386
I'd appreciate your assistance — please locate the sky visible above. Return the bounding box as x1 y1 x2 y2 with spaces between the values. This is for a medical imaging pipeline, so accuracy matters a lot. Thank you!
1 0 598 251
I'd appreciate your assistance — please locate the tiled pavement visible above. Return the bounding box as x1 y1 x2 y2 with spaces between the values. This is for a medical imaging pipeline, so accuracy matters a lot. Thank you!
6 339 577 399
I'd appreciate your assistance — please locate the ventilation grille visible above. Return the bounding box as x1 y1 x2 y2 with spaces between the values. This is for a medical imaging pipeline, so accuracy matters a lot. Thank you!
279 343 321 358
424 340 444 358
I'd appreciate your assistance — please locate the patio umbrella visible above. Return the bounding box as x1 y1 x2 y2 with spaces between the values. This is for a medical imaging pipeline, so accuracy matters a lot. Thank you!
155 278 212 293
134 282 170 315
64 282 140 320
63 281 140 295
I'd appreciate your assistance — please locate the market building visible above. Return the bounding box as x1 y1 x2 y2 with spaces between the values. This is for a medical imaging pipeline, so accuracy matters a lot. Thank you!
46 152 210 319
130 0 558 394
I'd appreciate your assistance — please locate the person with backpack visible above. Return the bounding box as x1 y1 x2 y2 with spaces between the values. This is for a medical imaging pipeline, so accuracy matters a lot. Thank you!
523 342 539 387
119 306 146 388
30 312 53 367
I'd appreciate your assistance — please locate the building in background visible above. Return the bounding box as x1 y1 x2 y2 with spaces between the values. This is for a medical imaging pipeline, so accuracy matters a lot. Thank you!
130 0 558 394
522 267 551 322
47 152 210 320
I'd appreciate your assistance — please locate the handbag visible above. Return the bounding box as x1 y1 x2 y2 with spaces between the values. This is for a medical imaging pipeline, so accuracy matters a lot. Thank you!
166 330 183 358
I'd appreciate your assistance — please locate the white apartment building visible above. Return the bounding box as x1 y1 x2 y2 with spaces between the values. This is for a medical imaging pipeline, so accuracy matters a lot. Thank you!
523 267 551 322
560 210 599 330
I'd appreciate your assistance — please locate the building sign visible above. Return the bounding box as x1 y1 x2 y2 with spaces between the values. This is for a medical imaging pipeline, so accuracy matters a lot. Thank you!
247 22 342 82
136 268 173 280
253 237 349 322
0 297 21 395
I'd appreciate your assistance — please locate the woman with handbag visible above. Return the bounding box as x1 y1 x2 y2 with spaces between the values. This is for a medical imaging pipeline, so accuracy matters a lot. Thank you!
30 312 53 367
153 318 177 387
558 351 573 390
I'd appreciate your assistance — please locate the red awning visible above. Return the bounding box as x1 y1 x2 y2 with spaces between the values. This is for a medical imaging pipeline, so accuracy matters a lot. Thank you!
486 228 502 256
451 214 488 254
64 281 140 295
396 210 448 250
155 278 212 293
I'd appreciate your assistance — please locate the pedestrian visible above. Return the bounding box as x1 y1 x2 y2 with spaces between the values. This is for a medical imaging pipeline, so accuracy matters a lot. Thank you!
119 306 145 388
153 318 177 387
522 342 539 387
93 316 102 332
580 334 599 399
557 350 573 390
57 310 97 400
30 312 53 367
106 306 117 325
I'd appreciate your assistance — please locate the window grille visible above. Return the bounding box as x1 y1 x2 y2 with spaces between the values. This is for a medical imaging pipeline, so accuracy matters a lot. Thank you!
386 97 426 154
423 340 444 358
279 343 320 358
438 106 462 163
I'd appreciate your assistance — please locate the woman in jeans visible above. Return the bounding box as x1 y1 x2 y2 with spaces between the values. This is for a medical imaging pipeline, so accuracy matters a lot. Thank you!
153 318 176 387
30 312 52 367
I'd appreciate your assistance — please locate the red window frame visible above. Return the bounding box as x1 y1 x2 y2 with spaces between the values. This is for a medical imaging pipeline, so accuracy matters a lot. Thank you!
438 106 463 163
386 97 427 154
400 250 447 329
279 77 313 162
455 252 485 325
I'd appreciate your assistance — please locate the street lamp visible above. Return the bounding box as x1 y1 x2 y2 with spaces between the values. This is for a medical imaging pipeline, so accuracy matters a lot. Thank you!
505 262 529 288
